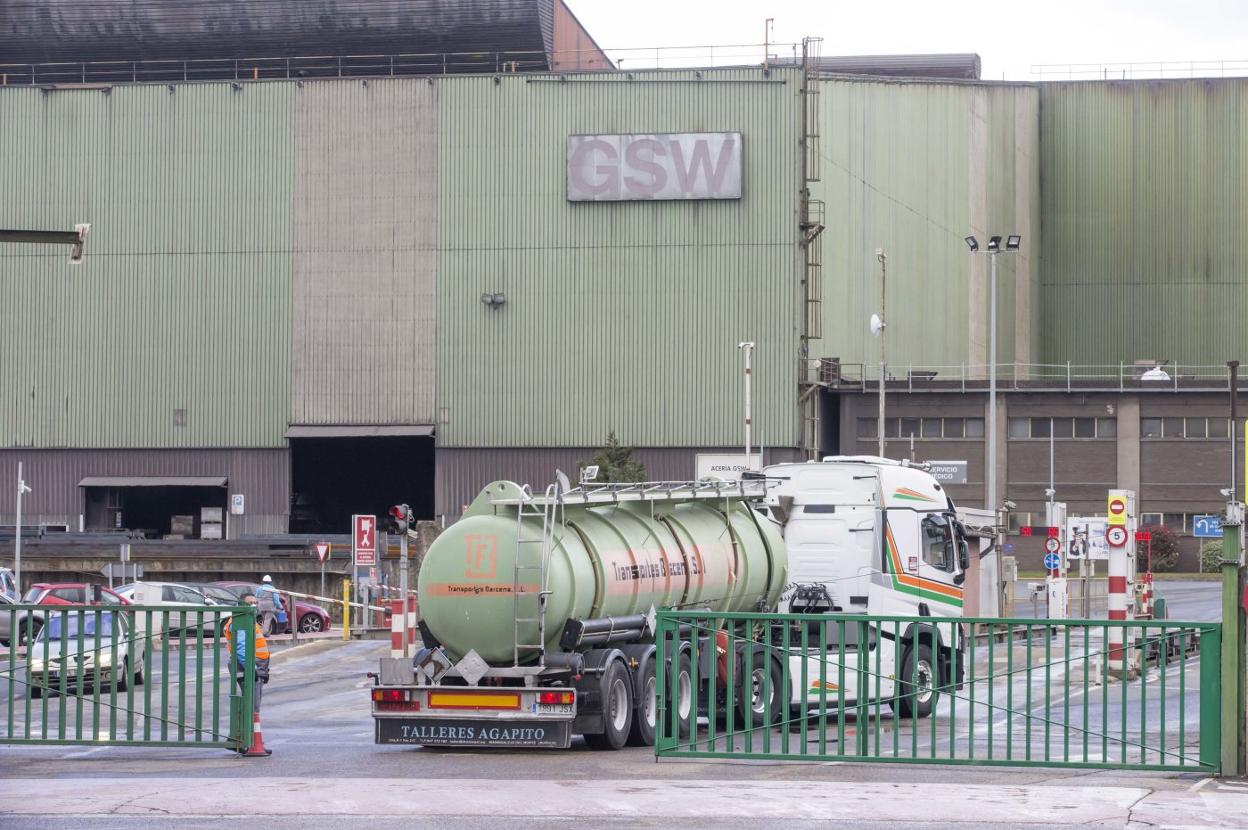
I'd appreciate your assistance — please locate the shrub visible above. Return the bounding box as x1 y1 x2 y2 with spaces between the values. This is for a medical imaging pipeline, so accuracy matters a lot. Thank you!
1200 540 1224 573
1135 524 1180 572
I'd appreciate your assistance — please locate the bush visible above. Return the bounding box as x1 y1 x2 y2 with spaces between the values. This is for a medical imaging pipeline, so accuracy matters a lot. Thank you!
1135 524 1180 572
1200 540 1224 573
580 431 647 483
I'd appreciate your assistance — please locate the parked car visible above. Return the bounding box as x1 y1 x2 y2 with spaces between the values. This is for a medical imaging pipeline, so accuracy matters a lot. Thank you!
0 593 45 646
27 609 146 698
205 581 332 635
22 583 130 607
112 582 223 635
0 566 17 601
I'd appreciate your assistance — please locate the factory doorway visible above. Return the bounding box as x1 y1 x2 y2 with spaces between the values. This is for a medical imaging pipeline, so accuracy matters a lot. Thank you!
289 436 434 534
79 476 228 538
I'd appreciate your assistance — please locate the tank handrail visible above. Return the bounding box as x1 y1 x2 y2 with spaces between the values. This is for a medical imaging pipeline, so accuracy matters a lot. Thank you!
488 478 773 506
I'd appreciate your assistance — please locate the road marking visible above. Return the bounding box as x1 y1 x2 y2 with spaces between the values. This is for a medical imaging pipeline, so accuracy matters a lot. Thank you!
1186 777 1215 792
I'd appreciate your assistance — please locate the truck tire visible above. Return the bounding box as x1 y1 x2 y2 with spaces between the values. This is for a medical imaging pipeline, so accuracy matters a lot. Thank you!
626 658 657 747
585 659 633 750
893 642 937 719
736 647 785 728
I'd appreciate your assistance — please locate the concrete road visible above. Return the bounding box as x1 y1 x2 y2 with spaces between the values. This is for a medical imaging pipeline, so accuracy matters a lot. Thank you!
2 639 1245 829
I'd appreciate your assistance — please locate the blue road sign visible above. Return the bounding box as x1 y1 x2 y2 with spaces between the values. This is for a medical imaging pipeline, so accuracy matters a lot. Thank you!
1003 543 1016 553
1193 515 1223 538
1044 552 1061 570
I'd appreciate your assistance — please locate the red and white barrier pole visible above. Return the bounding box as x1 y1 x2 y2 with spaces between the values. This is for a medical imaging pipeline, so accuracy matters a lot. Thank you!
1108 546 1128 661
390 595 418 658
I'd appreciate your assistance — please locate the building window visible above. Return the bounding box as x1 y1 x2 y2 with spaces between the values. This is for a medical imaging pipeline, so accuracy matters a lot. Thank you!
1142 416 1232 439
1007 512 1032 533
1141 512 1164 526
861 417 986 441
1009 417 1113 439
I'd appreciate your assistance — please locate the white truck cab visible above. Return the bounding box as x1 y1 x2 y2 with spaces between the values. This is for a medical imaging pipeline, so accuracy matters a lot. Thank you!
761 456 969 717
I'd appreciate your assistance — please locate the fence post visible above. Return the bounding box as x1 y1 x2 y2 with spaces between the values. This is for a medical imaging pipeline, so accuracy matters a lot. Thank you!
1219 511 1246 776
1200 624 1222 770
342 579 351 641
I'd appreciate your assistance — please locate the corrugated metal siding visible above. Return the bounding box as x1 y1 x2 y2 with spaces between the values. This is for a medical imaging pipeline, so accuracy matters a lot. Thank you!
812 79 1038 374
436 68 802 448
0 83 294 449
291 79 438 426
1039 79 1248 366
434 445 806 517
0 448 289 534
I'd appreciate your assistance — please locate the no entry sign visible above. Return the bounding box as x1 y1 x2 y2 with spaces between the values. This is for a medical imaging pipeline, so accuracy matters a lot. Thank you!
1107 495 1127 526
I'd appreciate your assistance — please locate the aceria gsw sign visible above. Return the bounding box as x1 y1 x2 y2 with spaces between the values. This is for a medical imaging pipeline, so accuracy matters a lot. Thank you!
566 132 743 202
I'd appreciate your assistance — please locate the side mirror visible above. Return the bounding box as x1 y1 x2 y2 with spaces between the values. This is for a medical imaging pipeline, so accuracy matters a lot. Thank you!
958 540 970 571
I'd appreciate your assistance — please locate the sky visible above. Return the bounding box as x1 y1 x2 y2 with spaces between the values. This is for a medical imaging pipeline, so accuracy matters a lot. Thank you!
565 0 1248 80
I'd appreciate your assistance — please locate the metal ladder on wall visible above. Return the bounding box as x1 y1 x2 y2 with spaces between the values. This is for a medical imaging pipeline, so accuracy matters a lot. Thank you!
511 484 558 668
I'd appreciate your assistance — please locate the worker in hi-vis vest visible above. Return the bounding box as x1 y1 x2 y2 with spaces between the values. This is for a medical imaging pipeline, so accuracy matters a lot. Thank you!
222 592 270 712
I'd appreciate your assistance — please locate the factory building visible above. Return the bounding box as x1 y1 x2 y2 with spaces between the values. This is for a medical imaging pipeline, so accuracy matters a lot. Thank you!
3 5 1248 547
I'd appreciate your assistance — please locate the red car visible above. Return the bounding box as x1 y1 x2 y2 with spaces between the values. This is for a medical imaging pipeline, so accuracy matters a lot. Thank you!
206 581 332 635
22 583 130 606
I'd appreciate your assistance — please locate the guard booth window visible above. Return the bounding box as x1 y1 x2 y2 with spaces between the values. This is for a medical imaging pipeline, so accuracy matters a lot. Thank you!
922 515 955 572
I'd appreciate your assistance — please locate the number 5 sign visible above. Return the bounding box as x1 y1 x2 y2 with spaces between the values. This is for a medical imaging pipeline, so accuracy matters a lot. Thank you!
353 514 377 566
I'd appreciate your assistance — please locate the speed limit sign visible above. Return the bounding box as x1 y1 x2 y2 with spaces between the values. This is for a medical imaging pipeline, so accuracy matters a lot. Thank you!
1106 525 1129 547
1044 537 1061 554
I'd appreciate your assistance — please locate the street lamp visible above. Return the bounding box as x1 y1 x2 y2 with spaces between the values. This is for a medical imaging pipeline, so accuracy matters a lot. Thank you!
966 234 1021 511
737 341 755 467
871 249 888 457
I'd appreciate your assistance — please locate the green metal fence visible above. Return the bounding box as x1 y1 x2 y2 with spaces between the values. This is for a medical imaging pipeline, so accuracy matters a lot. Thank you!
1 603 255 751
656 611 1221 772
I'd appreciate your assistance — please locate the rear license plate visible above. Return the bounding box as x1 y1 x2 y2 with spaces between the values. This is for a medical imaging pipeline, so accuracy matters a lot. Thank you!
534 703 573 715
376 717 571 748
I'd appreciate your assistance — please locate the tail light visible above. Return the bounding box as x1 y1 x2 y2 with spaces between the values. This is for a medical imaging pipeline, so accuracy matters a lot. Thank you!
372 689 406 702
538 690 574 705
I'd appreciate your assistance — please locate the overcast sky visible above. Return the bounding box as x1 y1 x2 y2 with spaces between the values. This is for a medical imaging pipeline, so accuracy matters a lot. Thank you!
566 0 1248 80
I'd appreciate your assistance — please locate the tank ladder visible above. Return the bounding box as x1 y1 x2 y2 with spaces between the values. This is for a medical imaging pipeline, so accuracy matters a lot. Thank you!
511 483 559 668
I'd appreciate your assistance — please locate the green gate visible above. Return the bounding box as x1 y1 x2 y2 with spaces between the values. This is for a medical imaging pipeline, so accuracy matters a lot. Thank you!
2 603 256 751
656 611 1221 771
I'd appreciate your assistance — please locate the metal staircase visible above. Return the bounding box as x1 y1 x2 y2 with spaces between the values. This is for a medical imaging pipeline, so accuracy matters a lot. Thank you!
511 484 558 667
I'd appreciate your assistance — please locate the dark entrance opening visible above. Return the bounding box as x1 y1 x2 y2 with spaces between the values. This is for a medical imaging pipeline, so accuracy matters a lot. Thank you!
83 484 227 538
290 437 435 534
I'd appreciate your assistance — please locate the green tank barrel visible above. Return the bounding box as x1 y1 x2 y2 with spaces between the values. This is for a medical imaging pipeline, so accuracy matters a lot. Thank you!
417 481 787 663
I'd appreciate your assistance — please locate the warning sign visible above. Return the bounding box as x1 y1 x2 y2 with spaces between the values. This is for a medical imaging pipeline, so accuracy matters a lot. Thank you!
353 514 377 566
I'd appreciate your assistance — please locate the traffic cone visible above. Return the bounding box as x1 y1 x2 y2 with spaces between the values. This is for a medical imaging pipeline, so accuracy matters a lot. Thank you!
241 711 272 757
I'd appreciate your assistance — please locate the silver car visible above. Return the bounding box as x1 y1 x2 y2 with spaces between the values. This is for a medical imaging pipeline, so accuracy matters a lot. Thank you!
27 609 146 698
0 593 44 647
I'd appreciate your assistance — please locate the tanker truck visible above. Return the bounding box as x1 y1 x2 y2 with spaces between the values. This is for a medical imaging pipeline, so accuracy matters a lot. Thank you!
370 456 973 750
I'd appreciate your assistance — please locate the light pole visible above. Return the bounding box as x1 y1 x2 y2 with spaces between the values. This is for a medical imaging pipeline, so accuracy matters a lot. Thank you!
737 342 755 467
966 234 1021 511
14 462 31 595
871 249 887 458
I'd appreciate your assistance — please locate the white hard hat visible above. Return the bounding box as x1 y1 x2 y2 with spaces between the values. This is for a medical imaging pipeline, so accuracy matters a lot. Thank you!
262 575 272 583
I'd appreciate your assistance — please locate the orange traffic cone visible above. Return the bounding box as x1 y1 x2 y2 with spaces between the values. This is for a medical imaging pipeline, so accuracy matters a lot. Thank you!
242 711 272 757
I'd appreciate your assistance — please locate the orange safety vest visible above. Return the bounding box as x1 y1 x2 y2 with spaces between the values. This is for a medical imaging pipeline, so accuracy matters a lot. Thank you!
222 617 270 660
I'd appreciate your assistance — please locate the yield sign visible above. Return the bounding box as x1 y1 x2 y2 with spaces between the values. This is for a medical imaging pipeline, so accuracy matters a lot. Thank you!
314 542 330 563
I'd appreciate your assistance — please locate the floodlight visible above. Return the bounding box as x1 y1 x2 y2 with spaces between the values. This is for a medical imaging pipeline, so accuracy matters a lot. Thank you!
964 236 978 252
987 236 1002 252
1006 234 1022 251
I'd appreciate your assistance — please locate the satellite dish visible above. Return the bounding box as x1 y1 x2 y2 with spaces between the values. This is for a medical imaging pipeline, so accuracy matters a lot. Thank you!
869 313 886 337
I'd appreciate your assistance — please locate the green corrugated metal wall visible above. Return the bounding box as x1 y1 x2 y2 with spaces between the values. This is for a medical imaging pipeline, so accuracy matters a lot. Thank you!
1039 79 1248 367
435 69 802 448
0 83 294 449
812 79 1039 375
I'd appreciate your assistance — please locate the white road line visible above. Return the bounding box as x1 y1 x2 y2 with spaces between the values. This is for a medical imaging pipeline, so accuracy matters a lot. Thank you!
1186 776 1215 792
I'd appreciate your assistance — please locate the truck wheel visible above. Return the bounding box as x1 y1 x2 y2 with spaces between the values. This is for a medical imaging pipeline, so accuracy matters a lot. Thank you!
736 648 785 727
626 659 657 747
585 659 633 750
893 642 937 719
